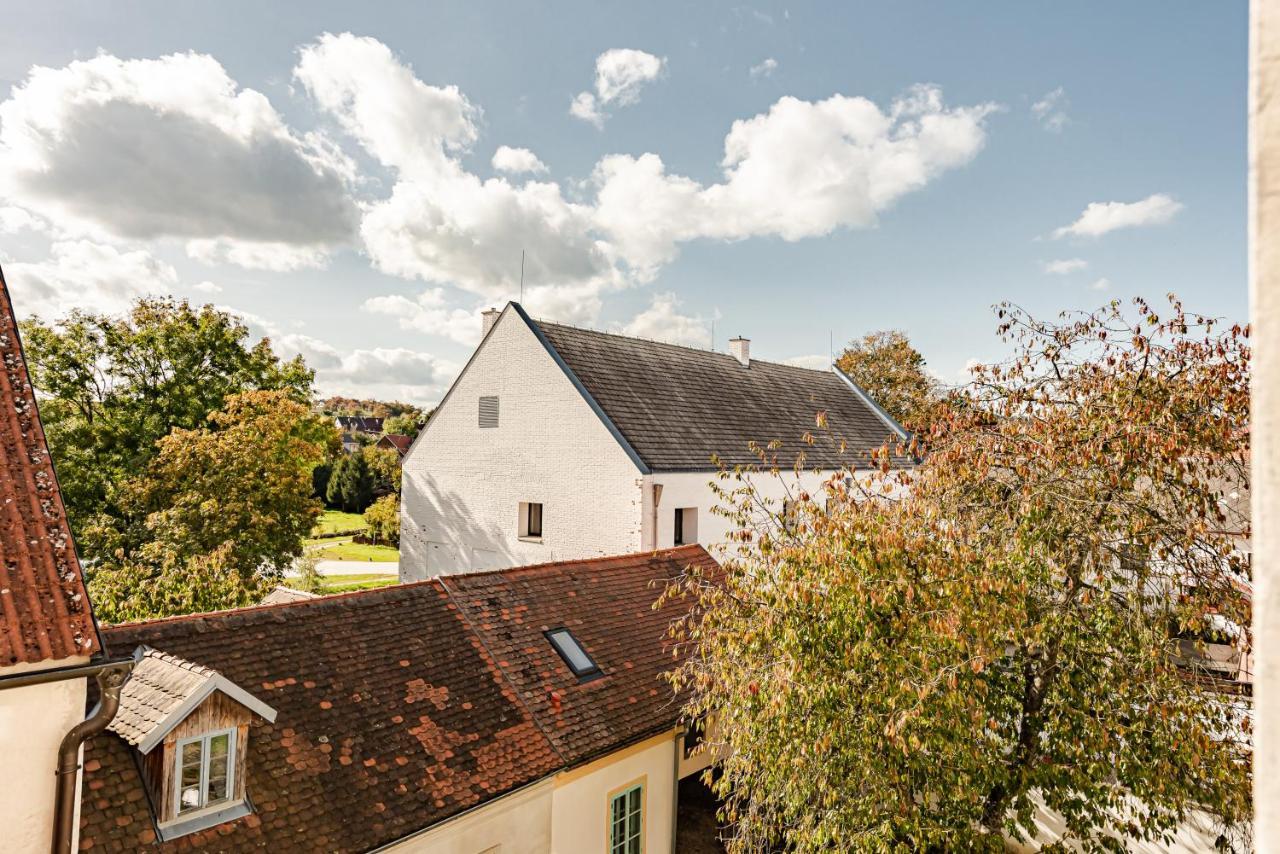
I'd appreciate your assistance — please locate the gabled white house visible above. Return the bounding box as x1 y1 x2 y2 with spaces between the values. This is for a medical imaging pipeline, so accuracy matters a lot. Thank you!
400 302 910 579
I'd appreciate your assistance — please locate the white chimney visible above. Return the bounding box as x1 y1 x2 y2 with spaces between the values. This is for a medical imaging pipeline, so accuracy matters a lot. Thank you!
481 307 501 337
729 336 750 367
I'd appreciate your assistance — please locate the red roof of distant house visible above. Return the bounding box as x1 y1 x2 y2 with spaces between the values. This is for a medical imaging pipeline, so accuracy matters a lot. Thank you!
0 267 100 668
376 433 412 455
79 545 715 852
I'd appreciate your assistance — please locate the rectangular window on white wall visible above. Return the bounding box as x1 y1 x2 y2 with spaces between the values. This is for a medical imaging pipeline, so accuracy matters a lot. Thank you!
674 507 697 545
609 781 643 854
519 502 543 540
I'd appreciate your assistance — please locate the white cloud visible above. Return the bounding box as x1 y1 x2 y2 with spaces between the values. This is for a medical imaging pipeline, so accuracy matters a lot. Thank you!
0 51 358 266
750 58 779 78
1042 258 1088 275
0 206 44 234
1031 87 1069 132
186 238 330 272
491 146 548 175
361 287 480 345
782 354 830 370
4 240 177 319
613 292 710 347
192 280 222 294
593 85 998 276
1090 277 1112 291
570 48 666 127
1053 193 1184 239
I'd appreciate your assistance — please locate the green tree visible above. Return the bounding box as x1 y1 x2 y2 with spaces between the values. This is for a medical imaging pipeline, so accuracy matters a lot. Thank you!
326 452 374 512
384 412 425 439
364 495 400 545
20 298 314 553
363 445 402 496
668 297 1251 852
836 330 941 431
312 461 334 502
86 391 334 622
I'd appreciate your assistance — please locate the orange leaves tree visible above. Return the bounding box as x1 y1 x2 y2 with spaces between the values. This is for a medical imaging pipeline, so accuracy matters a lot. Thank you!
836 329 942 431
667 297 1251 851
87 390 335 621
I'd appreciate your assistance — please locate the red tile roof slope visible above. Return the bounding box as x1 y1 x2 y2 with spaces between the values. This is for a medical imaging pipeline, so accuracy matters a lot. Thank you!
441 544 716 766
79 546 713 852
378 433 413 454
0 267 100 668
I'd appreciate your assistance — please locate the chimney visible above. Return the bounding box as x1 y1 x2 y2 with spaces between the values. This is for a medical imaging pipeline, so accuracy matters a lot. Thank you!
481 307 500 337
729 336 750 367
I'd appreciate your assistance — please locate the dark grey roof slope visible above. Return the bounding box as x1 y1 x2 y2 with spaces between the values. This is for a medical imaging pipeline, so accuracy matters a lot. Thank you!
533 318 908 471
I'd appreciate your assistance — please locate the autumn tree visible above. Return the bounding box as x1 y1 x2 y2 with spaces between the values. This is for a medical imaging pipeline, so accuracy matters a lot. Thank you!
384 411 428 439
668 297 1251 852
836 329 941 430
20 298 313 554
363 445 402 496
364 495 401 545
87 391 335 622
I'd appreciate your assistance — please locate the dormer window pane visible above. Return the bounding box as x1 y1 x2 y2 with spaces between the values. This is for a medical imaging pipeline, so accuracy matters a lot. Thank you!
175 729 237 815
179 743 202 810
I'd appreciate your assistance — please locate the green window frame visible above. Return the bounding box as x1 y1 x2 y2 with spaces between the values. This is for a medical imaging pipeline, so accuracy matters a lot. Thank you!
609 783 643 854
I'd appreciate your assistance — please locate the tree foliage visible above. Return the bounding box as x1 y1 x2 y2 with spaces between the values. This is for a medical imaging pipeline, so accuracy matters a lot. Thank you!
836 329 942 431
364 495 401 545
363 445 402 497
20 298 313 553
86 391 334 622
327 452 374 512
384 412 427 439
668 297 1251 852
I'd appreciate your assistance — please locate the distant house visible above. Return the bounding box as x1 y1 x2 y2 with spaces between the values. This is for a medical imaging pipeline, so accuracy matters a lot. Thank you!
376 432 413 459
78 546 721 852
333 415 385 436
401 301 910 578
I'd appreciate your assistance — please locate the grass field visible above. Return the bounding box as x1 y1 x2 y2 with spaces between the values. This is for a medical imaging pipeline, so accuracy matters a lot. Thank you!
285 573 397 595
310 540 399 562
311 509 367 537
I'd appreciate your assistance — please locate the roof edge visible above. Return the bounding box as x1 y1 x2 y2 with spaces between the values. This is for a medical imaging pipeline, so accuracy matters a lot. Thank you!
833 365 911 442
512 302 652 474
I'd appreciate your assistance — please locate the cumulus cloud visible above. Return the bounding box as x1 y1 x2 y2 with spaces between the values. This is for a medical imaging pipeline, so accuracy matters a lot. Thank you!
1031 87 1069 132
750 58 779 78
192 280 222 294
1053 193 1183 239
613 292 710 347
4 240 178 319
570 48 666 127
0 51 358 266
1042 258 1088 275
1090 277 1112 291
782 354 830 371
491 145 548 175
593 85 998 276
0 206 44 234
361 287 481 346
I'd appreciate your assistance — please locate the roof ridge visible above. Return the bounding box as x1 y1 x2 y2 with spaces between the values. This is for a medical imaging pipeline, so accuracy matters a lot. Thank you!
534 316 834 375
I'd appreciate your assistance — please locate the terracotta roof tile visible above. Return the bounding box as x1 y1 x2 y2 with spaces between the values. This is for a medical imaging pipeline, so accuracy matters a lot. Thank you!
0 267 101 667
79 546 713 851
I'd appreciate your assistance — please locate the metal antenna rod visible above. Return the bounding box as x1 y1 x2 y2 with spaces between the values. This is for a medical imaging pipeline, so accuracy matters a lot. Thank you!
519 250 525 304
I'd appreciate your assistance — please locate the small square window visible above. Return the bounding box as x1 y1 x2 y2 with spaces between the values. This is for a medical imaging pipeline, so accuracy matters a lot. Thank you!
519 502 543 539
546 628 601 679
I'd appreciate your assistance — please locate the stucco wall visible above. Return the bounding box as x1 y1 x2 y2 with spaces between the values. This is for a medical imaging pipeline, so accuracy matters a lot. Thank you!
645 469 844 555
382 778 553 853
0 660 88 853
400 309 645 580
551 732 677 854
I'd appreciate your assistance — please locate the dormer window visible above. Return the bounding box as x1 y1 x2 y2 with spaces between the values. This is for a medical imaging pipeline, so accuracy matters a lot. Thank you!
108 646 277 841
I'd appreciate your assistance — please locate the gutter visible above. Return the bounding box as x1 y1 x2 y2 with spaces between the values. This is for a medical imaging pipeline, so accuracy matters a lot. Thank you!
0 657 135 854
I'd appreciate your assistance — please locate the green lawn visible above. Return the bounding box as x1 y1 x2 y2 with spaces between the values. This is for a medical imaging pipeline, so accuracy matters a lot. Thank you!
310 540 399 562
311 509 367 537
285 573 397 595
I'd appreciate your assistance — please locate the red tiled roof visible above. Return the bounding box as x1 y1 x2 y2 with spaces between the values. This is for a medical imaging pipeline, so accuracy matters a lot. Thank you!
377 433 413 454
0 267 100 668
79 546 713 852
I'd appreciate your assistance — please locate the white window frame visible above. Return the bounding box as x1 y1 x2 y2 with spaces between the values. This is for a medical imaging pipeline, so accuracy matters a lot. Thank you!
609 782 644 854
173 727 237 817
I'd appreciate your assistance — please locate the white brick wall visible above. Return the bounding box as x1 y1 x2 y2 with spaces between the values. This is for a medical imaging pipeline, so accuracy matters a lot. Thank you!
400 309 646 579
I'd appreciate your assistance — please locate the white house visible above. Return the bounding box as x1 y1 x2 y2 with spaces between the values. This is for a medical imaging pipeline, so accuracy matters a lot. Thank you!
400 302 910 580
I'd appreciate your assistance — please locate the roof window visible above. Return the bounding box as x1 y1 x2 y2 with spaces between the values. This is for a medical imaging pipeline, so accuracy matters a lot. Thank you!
546 628 601 680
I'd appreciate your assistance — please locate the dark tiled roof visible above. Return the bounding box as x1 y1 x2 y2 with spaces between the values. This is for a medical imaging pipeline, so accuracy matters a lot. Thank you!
442 545 716 766
79 546 712 852
0 267 100 667
534 318 906 471
335 415 384 434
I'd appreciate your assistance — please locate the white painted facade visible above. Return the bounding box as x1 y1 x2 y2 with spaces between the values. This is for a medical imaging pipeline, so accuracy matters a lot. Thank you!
401 307 645 581
400 306 856 579
0 656 90 854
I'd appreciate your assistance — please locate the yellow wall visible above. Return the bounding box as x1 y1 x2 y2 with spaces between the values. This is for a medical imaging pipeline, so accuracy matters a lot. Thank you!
551 732 678 854
383 778 554 853
0 658 89 854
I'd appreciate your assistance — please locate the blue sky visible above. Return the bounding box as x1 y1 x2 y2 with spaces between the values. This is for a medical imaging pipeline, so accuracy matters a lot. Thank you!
0 2 1246 403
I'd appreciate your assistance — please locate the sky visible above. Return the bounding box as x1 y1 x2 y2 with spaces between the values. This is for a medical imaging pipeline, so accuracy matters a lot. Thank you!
0 2 1247 404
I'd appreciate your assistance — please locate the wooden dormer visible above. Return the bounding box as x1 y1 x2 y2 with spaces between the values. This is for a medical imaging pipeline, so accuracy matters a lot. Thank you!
108 646 277 841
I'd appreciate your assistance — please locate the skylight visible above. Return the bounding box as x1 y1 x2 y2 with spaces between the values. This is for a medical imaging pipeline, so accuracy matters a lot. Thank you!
546 628 601 679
